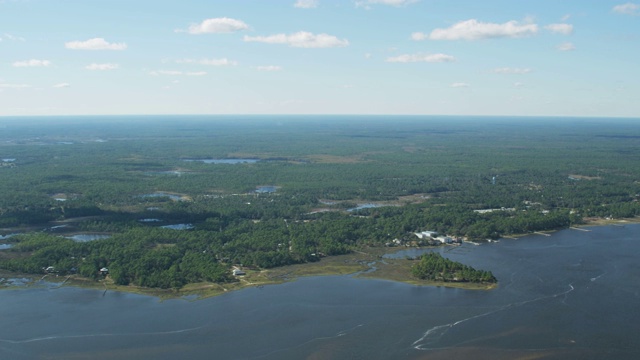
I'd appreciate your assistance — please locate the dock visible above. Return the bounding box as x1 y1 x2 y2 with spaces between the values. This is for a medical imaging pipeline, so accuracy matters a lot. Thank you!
570 227 591 232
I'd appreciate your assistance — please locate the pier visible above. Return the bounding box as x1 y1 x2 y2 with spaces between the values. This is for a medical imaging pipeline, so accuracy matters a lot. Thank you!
570 227 591 232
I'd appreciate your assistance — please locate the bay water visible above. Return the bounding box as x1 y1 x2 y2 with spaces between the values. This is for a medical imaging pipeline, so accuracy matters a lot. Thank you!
1 225 639 359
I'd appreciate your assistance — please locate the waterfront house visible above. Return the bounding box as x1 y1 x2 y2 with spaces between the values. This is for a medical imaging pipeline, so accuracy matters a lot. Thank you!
436 236 453 244
232 269 246 276
414 231 438 240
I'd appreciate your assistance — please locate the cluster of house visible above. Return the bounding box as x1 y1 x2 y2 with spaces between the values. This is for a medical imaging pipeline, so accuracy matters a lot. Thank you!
473 207 515 214
43 266 109 276
386 231 462 247
414 231 462 245
0 160 16 168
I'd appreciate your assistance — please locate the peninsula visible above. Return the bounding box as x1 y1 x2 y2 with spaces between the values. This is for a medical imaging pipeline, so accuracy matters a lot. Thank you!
1 116 639 295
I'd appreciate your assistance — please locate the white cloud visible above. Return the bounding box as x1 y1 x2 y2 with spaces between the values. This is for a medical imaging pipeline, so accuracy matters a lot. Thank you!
545 23 573 35
150 70 183 76
65 38 127 50
244 31 349 48
1 33 25 42
356 0 417 7
451 82 470 88
613 3 640 15
0 83 30 88
149 70 207 76
386 53 455 63
561 14 571 21
513 82 525 88
12 59 51 67
492 67 533 74
85 63 119 70
556 42 576 51
255 65 282 71
53 83 70 88
198 58 238 66
294 0 318 8
428 19 538 40
411 32 428 41
176 58 237 66
183 17 249 34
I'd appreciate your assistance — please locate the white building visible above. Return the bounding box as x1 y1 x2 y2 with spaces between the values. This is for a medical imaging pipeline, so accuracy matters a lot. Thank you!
414 231 438 239
435 236 453 244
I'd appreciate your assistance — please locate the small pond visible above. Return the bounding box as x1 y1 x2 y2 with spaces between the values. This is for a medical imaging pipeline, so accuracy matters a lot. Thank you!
182 158 259 164
0 244 13 250
347 203 385 212
49 225 69 230
255 185 278 193
144 171 186 176
161 224 194 230
139 218 162 222
0 233 18 240
138 192 185 201
66 234 112 242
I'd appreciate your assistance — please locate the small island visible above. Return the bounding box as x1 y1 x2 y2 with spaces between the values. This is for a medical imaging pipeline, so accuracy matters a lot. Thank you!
411 252 496 284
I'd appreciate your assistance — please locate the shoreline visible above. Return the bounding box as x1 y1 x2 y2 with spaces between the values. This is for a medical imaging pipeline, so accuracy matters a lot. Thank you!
495 216 640 240
0 246 496 299
2 219 637 299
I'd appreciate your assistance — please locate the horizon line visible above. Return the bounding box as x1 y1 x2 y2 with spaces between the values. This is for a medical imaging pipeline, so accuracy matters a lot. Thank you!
1 114 638 120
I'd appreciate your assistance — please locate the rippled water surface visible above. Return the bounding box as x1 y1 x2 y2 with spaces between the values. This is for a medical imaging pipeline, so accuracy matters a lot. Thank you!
1 225 639 359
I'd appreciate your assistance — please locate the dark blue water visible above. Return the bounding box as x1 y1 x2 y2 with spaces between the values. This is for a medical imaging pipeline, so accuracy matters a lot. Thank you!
1 225 639 359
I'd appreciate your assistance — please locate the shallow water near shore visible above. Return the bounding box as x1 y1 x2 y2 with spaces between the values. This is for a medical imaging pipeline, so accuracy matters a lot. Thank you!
1 224 639 359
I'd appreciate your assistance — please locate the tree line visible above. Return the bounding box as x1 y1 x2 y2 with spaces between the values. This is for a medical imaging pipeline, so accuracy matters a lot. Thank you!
411 252 496 283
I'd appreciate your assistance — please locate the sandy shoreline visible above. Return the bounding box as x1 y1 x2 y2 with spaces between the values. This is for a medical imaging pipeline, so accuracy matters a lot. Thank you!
2 218 637 299
0 246 497 299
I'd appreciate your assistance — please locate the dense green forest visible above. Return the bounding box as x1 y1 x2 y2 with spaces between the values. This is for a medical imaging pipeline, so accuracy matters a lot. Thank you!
411 252 496 283
1 115 639 288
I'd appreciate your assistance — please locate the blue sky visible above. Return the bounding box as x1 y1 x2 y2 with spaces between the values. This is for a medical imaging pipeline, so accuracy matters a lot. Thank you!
1 0 639 117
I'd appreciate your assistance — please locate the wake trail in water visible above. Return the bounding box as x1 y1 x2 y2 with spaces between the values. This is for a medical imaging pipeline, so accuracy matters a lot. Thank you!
249 324 365 359
0 324 208 344
412 283 575 350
